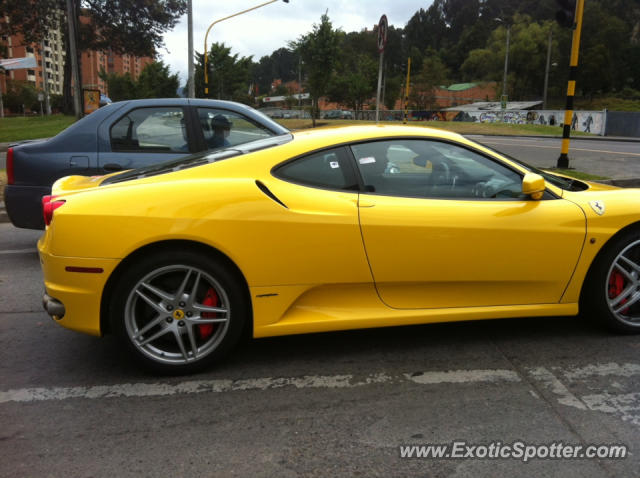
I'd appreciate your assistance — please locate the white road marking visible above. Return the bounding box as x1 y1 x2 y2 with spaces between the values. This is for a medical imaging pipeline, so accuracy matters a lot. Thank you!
561 362 640 381
0 248 36 255
527 367 588 410
480 139 640 157
2 361 639 431
0 368 518 404
580 392 640 426
406 369 520 384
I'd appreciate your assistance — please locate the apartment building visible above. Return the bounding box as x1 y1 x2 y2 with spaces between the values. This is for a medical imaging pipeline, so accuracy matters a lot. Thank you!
1 13 153 106
1 26 65 95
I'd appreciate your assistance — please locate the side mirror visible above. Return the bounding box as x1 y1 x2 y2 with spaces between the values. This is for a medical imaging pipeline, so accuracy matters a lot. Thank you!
522 173 546 200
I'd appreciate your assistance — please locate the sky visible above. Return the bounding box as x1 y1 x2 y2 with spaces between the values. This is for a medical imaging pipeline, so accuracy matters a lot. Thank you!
160 0 433 85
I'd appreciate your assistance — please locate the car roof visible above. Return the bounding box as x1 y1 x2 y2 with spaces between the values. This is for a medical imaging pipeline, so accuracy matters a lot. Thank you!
289 124 467 149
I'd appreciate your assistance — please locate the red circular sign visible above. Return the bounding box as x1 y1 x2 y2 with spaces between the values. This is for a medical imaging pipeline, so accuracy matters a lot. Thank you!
377 14 388 53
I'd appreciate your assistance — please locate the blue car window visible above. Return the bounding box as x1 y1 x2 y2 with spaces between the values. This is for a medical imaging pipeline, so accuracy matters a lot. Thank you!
110 107 188 153
197 108 274 151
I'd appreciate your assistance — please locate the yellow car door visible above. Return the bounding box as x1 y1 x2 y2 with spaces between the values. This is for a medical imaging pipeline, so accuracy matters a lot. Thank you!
352 138 586 309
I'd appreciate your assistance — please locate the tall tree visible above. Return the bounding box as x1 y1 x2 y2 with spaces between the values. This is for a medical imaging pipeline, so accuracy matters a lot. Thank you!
0 0 187 113
292 13 341 126
98 71 137 101
136 61 179 98
195 43 253 104
328 53 377 117
409 50 449 109
100 60 179 100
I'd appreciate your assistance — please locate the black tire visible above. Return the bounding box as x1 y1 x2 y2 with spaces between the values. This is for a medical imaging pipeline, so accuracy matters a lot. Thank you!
109 249 249 373
582 228 640 334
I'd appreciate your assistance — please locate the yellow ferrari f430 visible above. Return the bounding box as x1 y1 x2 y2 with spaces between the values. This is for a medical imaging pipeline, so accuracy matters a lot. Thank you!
38 125 640 372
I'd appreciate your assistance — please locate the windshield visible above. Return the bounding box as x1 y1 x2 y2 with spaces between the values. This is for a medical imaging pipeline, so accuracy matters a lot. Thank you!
102 133 293 185
478 143 588 191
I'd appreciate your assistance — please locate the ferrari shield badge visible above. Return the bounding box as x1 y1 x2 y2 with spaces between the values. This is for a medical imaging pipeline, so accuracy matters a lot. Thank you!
589 200 606 216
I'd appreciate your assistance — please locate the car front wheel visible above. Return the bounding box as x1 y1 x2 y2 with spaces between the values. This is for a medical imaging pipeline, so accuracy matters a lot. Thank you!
110 250 248 373
583 230 640 333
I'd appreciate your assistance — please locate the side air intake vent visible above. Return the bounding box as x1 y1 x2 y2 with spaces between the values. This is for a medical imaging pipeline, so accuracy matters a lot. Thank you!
255 180 288 209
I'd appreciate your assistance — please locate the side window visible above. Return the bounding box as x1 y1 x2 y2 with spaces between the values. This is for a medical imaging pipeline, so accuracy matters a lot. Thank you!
351 139 524 200
110 107 187 153
275 147 356 190
198 108 273 150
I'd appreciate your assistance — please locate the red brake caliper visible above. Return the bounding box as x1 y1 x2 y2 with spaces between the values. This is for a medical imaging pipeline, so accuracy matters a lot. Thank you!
198 287 218 340
608 270 629 314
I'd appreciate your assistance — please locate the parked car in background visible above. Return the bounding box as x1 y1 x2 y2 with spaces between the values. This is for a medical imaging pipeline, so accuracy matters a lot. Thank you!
323 110 353 120
5 98 289 229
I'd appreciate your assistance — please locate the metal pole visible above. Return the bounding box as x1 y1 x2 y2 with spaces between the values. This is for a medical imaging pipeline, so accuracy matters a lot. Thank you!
557 0 585 168
543 29 552 110
187 0 195 98
403 57 411 124
41 39 51 115
204 0 280 95
375 50 384 124
501 24 510 121
0 67 4 118
381 59 386 115
66 0 82 118
298 56 301 109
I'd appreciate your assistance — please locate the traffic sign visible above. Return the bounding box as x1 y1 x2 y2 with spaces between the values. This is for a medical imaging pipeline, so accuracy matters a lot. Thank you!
377 14 388 53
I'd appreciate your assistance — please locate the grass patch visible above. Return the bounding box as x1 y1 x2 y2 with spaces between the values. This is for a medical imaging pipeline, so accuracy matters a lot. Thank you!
0 115 76 142
545 168 608 181
277 118 594 137
0 169 5 198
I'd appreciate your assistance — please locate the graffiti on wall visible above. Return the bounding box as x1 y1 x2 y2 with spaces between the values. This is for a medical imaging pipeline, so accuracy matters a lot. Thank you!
445 110 605 135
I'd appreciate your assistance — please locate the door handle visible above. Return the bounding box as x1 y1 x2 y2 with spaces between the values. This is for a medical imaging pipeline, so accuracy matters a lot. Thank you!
103 163 124 172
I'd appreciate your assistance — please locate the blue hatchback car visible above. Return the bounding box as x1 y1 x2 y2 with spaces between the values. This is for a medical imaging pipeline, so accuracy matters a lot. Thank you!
5 98 289 229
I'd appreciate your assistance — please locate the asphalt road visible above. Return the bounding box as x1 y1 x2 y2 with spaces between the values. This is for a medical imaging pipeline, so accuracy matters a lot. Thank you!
469 136 640 179
1 223 639 477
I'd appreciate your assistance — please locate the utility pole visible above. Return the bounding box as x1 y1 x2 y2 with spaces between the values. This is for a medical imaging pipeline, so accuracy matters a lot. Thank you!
66 0 82 118
187 0 194 98
375 14 388 124
403 57 411 124
543 29 552 110
298 56 302 110
501 24 510 121
0 67 4 118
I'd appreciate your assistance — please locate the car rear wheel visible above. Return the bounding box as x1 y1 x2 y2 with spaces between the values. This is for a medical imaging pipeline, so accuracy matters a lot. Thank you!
110 250 248 373
583 231 640 333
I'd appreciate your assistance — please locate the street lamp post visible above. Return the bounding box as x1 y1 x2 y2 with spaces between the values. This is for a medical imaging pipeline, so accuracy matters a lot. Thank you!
542 29 553 110
494 17 510 120
501 24 510 121
203 0 289 96
187 0 194 98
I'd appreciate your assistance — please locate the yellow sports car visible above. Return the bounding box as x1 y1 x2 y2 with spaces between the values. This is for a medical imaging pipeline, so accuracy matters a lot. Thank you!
39 125 640 372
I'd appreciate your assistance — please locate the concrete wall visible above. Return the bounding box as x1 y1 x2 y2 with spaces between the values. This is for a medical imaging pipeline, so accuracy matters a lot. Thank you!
605 112 640 138
447 110 605 135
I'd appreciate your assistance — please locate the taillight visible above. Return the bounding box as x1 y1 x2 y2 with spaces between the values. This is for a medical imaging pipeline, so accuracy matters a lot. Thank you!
42 195 65 226
6 147 14 185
